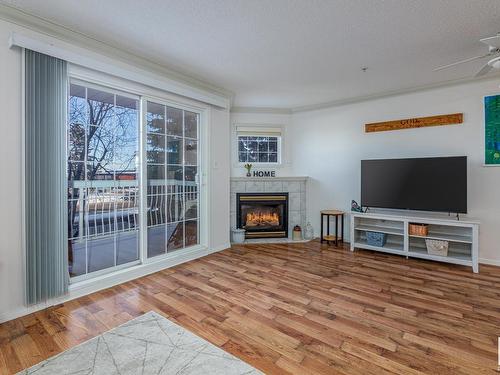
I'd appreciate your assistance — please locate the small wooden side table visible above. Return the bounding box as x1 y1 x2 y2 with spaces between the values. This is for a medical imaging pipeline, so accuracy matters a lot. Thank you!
320 210 345 246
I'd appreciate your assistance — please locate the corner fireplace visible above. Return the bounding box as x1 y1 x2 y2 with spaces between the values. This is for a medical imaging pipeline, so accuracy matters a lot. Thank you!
237 193 288 238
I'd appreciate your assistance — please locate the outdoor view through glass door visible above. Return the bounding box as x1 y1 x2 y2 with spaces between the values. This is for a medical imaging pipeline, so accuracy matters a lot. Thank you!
67 81 201 280
146 101 199 258
67 83 140 278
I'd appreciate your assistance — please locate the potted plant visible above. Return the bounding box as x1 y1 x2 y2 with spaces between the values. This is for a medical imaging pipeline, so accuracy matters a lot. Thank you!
244 163 252 177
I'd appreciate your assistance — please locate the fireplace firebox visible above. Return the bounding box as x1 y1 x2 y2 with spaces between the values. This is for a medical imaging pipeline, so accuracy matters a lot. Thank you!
237 193 288 238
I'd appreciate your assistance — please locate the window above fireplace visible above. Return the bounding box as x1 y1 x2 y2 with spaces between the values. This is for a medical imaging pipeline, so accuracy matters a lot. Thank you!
235 125 282 165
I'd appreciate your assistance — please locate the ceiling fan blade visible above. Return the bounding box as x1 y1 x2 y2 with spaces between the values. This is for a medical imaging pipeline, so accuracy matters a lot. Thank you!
480 35 500 48
434 54 492 71
475 63 493 77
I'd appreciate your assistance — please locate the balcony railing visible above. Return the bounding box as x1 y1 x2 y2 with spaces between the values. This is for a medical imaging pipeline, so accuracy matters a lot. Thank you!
68 179 198 241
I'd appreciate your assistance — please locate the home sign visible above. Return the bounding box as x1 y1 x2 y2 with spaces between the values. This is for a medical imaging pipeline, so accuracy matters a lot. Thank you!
252 170 276 177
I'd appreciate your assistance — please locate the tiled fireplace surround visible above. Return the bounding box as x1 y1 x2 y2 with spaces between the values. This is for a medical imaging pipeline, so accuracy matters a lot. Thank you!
230 177 308 239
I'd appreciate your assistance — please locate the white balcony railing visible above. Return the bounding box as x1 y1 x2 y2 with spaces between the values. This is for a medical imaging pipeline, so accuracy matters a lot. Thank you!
68 180 198 241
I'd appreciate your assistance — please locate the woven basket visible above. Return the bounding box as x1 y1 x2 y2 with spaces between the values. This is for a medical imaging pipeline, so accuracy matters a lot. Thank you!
366 231 387 247
425 239 449 256
409 223 428 236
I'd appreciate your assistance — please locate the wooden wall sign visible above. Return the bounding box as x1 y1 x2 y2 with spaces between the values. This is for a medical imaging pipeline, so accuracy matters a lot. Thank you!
365 113 463 133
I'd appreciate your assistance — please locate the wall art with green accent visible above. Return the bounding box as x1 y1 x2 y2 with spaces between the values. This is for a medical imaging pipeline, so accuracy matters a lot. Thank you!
485 94 500 165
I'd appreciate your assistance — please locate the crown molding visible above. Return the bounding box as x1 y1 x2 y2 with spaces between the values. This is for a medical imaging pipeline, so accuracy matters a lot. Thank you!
292 73 500 113
231 73 500 115
0 4 234 105
230 106 292 115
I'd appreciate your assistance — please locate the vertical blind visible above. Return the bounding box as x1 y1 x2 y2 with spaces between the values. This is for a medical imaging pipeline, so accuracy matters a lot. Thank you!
25 50 68 305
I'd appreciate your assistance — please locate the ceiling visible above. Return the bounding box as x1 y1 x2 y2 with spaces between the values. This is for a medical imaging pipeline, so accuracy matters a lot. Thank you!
2 0 500 109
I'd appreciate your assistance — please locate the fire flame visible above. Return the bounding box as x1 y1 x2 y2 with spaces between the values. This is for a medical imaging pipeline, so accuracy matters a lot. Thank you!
246 211 280 227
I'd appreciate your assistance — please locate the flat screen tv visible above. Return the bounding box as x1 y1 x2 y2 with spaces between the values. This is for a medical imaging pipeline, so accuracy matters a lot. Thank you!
361 156 467 213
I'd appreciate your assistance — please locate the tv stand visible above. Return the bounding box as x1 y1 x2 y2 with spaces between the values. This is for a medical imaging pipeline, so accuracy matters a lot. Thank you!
350 210 479 273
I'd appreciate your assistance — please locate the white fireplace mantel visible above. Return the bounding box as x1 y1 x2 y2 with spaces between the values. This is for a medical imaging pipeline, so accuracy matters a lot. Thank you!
230 176 309 182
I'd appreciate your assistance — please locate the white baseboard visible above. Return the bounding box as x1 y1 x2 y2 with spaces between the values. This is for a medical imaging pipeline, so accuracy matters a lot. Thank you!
479 258 500 267
207 243 231 254
0 243 232 324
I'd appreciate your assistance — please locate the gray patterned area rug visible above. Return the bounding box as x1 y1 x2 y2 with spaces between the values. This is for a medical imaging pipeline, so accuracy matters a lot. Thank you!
19 311 262 375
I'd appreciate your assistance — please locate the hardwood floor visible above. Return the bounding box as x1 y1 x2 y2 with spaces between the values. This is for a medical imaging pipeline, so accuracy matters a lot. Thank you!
1 241 500 374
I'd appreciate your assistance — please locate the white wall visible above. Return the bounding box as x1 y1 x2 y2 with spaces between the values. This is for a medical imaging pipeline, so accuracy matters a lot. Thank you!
290 79 500 264
230 112 294 176
0 19 230 321
0 20 24 323
210 107 231 250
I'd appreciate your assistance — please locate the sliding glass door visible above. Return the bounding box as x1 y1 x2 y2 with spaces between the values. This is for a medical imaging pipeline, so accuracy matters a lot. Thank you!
146 101 200 258
67 80 202 280
67 83 140 278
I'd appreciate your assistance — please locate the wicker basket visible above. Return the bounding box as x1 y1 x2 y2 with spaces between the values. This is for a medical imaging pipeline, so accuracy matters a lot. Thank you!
366 231 387 247
425 239 449 256
409 223 428 236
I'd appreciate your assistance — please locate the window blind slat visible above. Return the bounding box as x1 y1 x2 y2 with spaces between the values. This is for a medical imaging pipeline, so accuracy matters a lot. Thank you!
25 50 69 305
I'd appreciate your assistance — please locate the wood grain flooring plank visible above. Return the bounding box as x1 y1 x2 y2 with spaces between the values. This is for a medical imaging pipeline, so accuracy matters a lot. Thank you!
1 241 499 374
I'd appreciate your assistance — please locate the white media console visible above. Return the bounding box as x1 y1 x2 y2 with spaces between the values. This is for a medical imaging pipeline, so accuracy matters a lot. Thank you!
350 210 479 273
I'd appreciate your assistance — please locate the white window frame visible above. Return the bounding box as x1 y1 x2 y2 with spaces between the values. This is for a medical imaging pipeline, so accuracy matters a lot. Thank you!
67 79 143 284
233 124 284 167
140 95 208 265
67 65 210 284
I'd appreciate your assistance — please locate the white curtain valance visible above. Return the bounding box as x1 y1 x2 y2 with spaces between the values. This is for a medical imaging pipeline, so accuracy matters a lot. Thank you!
9 32 229 109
